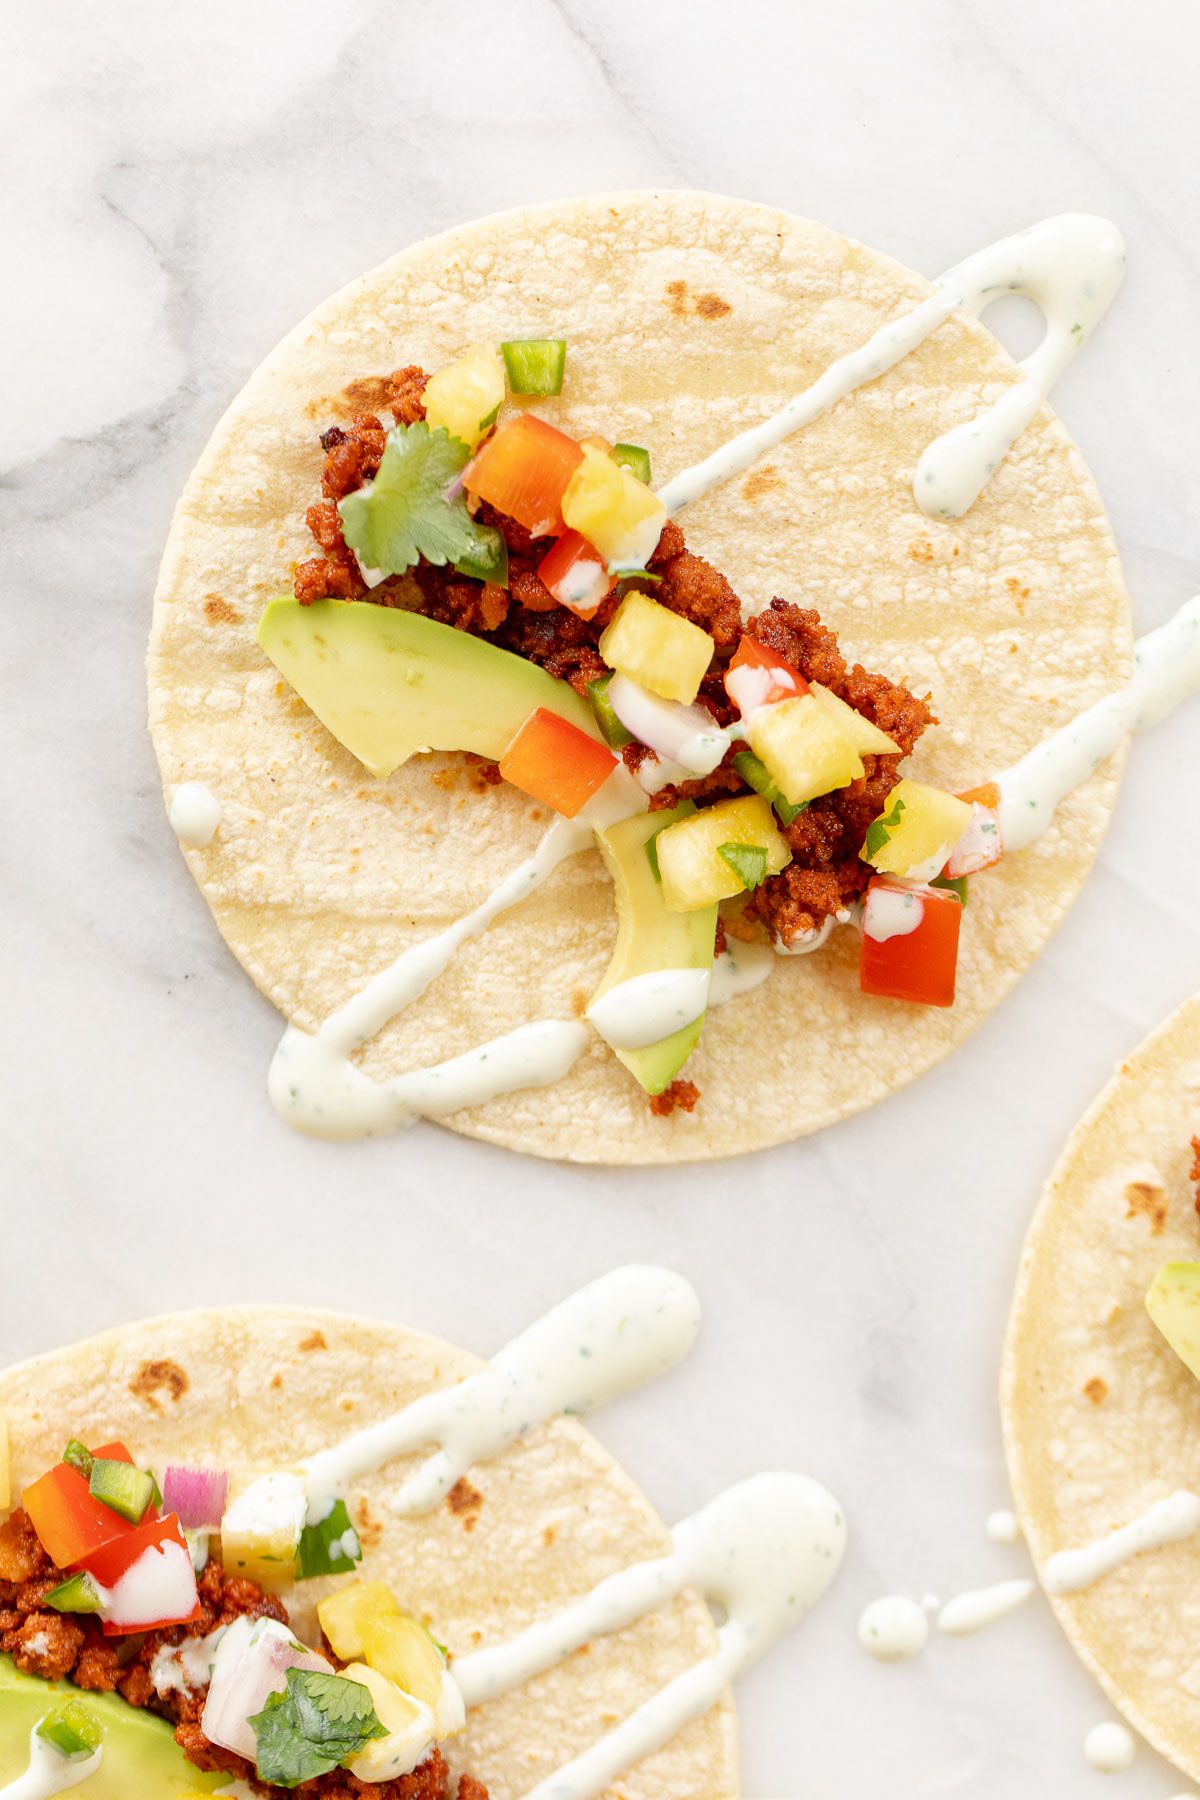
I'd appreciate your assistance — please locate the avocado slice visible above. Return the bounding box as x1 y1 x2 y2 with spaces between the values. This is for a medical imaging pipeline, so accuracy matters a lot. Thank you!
258 599 601 780
1146 1262 1200 1380
591 805 717 1096
0 1654 223 1795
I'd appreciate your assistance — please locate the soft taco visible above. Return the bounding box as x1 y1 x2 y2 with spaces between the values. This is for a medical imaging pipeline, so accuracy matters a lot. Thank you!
1003 992 1200 1782
0 1269 845 1800
151 189 1200 1163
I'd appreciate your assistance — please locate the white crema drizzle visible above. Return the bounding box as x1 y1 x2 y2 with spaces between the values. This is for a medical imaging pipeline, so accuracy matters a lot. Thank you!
291 1268 847 1800
457 1474 846 1800
658 214 1125 522
269 771 645 1139
995 594 1200 850
300 1265 701 1517
1043 1489 1200 1595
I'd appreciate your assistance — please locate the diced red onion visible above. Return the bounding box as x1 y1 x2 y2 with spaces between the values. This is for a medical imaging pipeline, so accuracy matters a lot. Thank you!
203 1616 333 1759
607 674 731 775
162 1465 229 1529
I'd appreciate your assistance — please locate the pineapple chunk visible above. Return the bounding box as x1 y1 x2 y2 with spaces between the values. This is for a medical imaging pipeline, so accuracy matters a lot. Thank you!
422 345 505 451
0 1412 9 1513
809 684 902 756
599 591 713 704
747 692 864 807
219 1473 307 1589
360 1610 447 1710
656 795 791 912
861 778 972 880
342 1663 435 1783
561 445 667 570
318 1580 402 1660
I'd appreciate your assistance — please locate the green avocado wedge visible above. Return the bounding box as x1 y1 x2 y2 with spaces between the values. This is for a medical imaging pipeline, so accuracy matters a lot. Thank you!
1146 1261 1200 1381
0 1655 223 1796
257 599 601 781
591 805 718 1096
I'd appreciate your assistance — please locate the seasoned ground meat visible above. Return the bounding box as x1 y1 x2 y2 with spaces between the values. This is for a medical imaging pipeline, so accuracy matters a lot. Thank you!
0 1509 486 1797
649 1079 701 1117
322 413 387 501
1 1509 286 1712
386 364 429 426
172 1726 467 1799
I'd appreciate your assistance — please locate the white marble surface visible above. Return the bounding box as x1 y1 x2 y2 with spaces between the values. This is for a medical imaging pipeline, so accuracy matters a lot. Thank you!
5 2 1200 1794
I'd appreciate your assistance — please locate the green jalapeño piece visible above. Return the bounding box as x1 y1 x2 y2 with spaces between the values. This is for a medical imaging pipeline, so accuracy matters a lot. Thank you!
610 443 652 485
500 339 567 396
586 675 634 750
453 524 509 587
733 749 806 826
62 1440 94 1479
45 1571 106 1614
89 1457 155 1523
35 1698 105 1760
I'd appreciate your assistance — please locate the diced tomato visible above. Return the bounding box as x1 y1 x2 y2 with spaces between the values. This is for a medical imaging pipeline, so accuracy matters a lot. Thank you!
465 414 583 537
724 635 809 712
23 1443 154 1570
88 1514 201 1636
538 530 616 617
859 877 962 1008
499 707 618 817
82 1509 182 1587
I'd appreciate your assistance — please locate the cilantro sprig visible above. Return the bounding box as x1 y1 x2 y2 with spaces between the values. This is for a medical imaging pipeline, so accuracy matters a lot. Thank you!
250 1669 386 1788
338 422 505 582
718 842 769 891
863 792 906 861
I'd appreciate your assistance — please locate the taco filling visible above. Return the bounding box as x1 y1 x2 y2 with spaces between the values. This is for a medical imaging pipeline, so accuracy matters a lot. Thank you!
255 342 1012 1121
0 1459 478 1798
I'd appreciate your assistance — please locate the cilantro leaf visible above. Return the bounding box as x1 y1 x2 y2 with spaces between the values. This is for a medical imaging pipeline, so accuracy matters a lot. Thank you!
250 1668 386 1788
337 422 502 580
863 793 906 861
717 842 769 891
296 1497 362 1580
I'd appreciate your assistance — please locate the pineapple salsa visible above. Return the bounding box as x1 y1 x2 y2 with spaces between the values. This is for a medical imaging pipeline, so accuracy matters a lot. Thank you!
266 340 1009 1115
0 1433 483 1798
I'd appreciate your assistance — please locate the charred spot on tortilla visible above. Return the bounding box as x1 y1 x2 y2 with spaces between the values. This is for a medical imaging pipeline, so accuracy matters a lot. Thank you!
299 1329 328 1352
742 465 782 503
128 1358 188 1411
306 373 396 420
1083 1376 1109 1404
203 594 241 626
664 278 732 320
1124 1178 1168 1234
447 1477 484 1527
354 1495 385 1547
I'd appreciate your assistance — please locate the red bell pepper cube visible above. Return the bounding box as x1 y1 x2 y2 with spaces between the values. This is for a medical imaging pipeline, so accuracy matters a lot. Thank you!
724 634 809 711
499 707 618 817
23 1443 154 1570
860 877 962 1008
538 530 616 616
464 414 584 537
